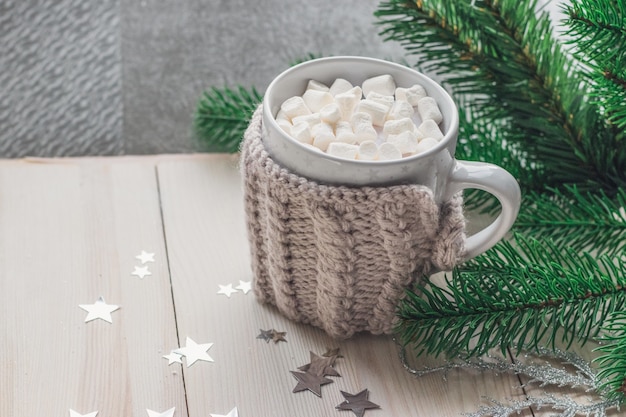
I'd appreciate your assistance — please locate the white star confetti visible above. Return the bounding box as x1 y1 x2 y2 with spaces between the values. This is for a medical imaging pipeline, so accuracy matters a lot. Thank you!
174 337 214 367
69 410 98 417
163 350 183 365
217 283 238 298
210 407 239 417
131 265 152 279
79 297 120 323
136 250 155 264
235 280 252 294
146 407 175 417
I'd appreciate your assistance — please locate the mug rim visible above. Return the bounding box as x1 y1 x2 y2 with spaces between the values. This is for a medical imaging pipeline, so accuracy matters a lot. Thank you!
262 55 459 166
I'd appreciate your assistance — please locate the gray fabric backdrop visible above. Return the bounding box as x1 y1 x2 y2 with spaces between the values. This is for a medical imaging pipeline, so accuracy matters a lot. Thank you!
0 0 406 157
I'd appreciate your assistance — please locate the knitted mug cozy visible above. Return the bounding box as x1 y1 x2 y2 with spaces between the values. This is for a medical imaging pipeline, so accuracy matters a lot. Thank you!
240 107 466 338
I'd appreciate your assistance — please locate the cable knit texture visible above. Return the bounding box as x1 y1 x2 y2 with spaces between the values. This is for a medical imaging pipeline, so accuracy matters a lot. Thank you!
241 107 466 338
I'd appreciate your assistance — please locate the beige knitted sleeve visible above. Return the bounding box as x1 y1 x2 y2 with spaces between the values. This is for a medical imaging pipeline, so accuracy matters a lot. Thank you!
240 107 465 338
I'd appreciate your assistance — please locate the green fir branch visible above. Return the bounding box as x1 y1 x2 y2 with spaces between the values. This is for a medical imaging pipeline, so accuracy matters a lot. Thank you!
514 185 626 257
565 0 626 68
376 0 624 191
193 86 262 153
565 0 626 137
595 311 626 402
396 235 626 358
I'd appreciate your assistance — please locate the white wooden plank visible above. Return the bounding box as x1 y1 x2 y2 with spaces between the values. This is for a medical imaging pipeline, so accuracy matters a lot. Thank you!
0 159 186 417
157 154 531 417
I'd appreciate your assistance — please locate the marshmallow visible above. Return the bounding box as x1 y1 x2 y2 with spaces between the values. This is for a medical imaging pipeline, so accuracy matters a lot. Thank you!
362 74 396 98
292 113 321 128
396 84 427 106
276 110 292 133
367 92 394 112
302 90 335 113
416 137 440 154
276 109 290 123
355 99 389 126
277 75 447 160
383 118 415 138
378 142 403 160
281 96 311 119
357 141 379 161
302 143 323 152
291 122 312 144
417 96 443 124
307 79 330 92
335 86 362 120
277 119 292 134
320 103 342 125
312 122 335 151
387 100 414 120
387 131 419 155
417 119 444 141
329 78 354 96
351 112 378 143
327 142 359 159
335 121 357 144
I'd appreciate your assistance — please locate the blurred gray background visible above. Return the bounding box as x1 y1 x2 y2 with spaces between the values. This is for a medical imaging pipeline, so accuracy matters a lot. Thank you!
0 0 406 157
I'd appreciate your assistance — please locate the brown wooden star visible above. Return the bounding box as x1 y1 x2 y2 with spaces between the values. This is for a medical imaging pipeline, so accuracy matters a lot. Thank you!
271 329 287 343
323 347 343 358
298 351 340 377
290 371 333 397
336 389 380 417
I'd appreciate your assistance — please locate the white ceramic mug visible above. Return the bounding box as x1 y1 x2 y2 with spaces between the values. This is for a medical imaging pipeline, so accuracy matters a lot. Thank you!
262 56 521 259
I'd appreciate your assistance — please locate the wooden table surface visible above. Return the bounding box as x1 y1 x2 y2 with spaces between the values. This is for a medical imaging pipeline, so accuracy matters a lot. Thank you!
0 154 535 417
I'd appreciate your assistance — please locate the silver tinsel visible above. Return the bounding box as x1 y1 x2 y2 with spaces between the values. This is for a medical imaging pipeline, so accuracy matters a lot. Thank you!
397 342 622 417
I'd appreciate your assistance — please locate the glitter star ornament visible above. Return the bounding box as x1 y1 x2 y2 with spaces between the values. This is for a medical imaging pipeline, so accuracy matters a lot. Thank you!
163 350 183 365
69 410 98 417
235 280 252 294
290 370 333 397
146 407 175 417
135 250 155 264
336 389 380 417
174 337 214 367
210 407 239 417
217 283 238 298
79 296 120 323
131 265 152 279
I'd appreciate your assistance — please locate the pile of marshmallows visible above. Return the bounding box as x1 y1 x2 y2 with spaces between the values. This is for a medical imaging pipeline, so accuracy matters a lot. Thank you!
275 74 445 161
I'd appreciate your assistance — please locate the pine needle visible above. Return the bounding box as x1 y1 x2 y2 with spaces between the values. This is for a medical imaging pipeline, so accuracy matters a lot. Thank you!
193 86 262 153
595 311 626 402
515 186 626 257
396 235 626 358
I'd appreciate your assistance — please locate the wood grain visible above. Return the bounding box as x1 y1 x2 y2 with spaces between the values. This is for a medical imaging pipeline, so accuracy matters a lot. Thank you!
0 158 186 417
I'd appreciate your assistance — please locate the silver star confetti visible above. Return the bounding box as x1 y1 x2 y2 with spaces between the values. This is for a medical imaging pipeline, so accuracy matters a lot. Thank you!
136 250 155 264
217 283 238 298
69 410 98 417
79 296 119 323
131 265 152 279
235 280 252 294
210 407 239 417
146 407 175 417
174 337 214 367
163 350 183 365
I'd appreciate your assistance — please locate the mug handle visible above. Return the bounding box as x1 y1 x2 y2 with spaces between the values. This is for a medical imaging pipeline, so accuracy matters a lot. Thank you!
444 160 521 260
